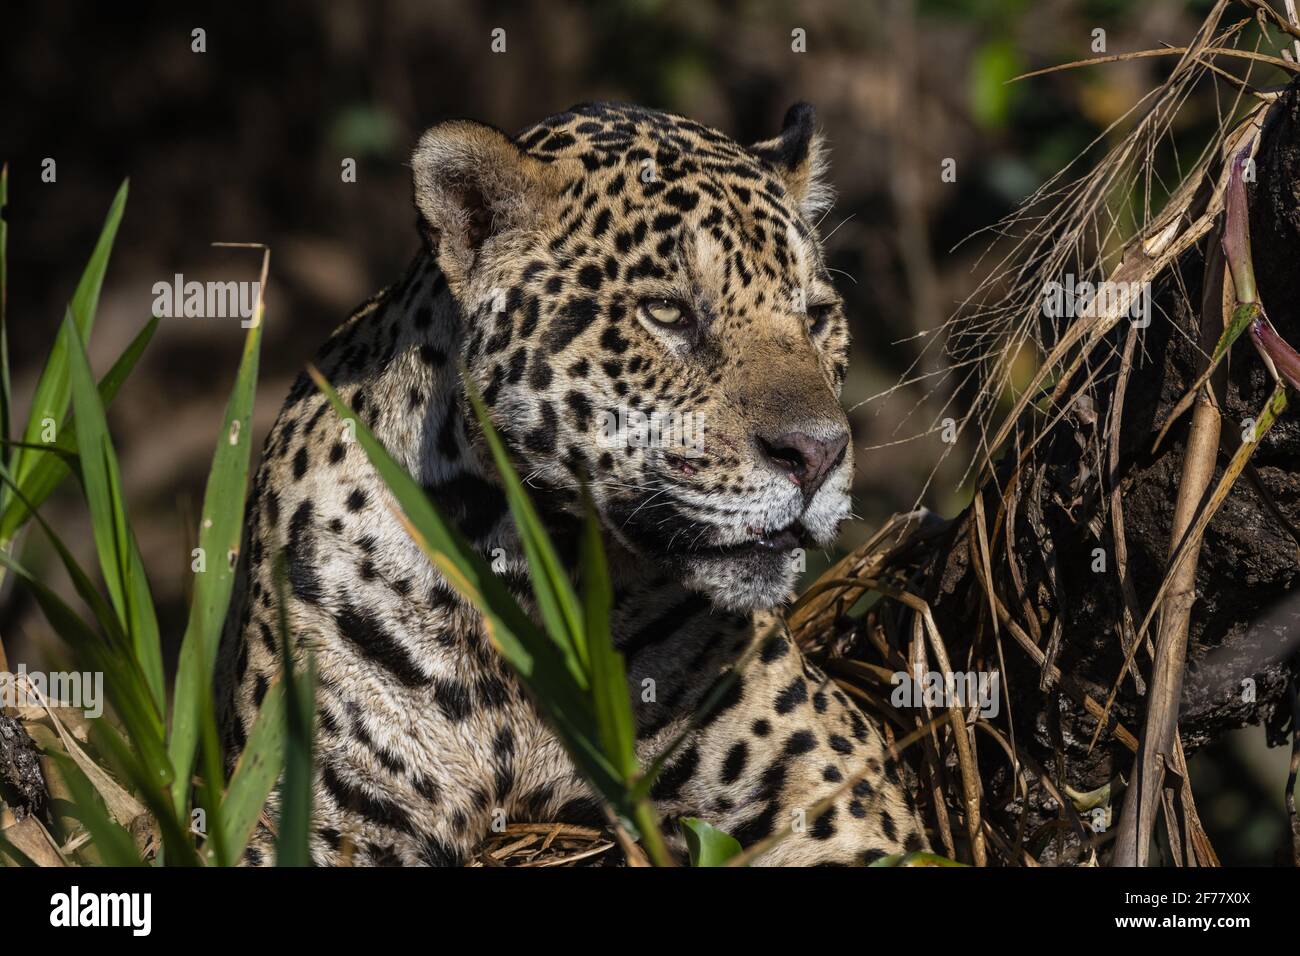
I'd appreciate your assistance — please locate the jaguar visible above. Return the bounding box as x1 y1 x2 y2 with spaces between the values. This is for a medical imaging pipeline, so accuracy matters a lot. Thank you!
216 101 930 866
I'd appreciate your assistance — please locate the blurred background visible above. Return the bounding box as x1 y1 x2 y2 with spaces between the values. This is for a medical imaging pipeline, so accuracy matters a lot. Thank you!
1 0 1290 862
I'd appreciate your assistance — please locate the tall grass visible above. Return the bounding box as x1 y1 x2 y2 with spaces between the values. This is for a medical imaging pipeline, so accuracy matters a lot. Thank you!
0 178 299 866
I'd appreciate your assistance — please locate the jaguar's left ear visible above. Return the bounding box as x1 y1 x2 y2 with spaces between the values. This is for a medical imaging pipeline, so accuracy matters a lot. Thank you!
750 102 833 222
411 119 568 296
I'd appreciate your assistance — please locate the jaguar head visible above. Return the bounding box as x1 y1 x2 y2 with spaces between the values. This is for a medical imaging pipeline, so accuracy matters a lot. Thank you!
413 103 852 611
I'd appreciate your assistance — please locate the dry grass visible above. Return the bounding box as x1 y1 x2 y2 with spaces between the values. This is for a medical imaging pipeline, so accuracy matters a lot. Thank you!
469 823 621 868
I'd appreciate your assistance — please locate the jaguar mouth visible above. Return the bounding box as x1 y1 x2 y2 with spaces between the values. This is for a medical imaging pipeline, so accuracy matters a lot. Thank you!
688 520 809 559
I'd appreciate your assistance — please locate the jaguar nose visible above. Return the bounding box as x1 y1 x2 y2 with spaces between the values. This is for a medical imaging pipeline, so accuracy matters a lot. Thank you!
755 429 850 500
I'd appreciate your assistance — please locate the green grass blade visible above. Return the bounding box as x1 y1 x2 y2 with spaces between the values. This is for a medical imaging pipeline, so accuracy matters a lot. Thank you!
465 382 588 673
12 180 127 489
64 313 164 710
169 308 262 814
1212 302 1258 365
0 316 158 545
194 672 230 867
578 495 672 862
275 667 315 866
0 439 79 468
681 817 742 866
124 518 163 709
220 680 285 859
579 494 637 781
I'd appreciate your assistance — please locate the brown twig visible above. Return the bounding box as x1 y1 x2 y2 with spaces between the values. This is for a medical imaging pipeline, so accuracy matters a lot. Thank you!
1242 0 1300 44
1108 324 1149 694
1111 297 1221 866
787 510 938 644
1007 45 1299 84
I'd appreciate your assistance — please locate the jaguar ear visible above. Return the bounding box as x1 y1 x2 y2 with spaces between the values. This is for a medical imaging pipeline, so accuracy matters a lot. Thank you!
412 120 563 292
750 102 833 222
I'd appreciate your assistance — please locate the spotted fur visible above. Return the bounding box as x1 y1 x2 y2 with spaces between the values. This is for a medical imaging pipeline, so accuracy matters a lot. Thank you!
216 102 928 866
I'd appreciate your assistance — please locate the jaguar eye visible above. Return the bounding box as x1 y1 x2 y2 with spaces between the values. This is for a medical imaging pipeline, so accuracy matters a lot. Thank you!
641 298 689 328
